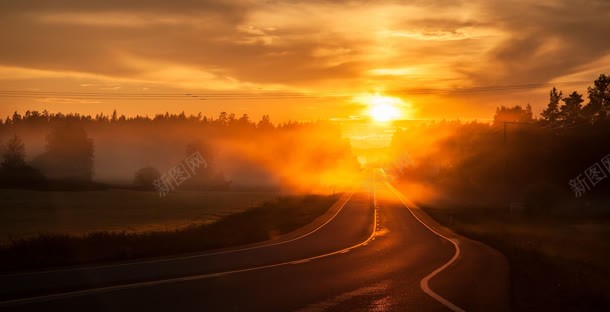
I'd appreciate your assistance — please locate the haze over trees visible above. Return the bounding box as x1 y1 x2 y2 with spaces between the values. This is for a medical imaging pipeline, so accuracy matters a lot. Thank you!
390 75 610 312
133 166 161 190
0 135 45 188
391 74 610 215
34 123 94 182
0 112 359 192
493 104 533 125
182 140 229 190
3 74 607 195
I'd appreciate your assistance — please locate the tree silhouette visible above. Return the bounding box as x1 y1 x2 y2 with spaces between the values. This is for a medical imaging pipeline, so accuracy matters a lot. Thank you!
0 135 46 188
257 115 274 130
182 140 230 190
559 91 584 126
583 74 610 123
218 112 228 126
1 135 26 169
235 114 254 130
541 87 563 124
34 123 94 182
493 105 533 125
186 140 213 179
133 166 161 190
11 112 22 124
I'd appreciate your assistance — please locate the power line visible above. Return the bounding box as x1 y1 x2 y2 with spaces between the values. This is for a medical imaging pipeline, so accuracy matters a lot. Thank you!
0 80 593 101
393 81 590 95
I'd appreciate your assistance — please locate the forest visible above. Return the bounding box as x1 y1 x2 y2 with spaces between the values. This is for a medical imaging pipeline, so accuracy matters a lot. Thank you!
389 74 610 215
0 111 360 193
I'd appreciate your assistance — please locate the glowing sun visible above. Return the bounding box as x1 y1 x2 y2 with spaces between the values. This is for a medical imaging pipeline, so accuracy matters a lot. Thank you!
365 95 404 122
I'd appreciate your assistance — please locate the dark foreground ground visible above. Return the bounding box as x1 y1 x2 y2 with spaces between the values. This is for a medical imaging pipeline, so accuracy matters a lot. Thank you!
0 183 509 311
0 194 336 272
423 203 610 311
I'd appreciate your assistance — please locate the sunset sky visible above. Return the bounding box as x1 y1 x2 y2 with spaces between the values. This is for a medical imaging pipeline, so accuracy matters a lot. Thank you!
1 0 609 122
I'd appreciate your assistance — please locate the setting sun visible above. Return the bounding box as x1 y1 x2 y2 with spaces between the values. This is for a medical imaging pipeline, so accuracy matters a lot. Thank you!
362 95 404 122
370 103 400 122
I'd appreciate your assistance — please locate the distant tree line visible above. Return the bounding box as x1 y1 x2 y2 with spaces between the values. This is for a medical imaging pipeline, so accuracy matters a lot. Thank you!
0 110 354 191
492 74 610 128
0 110 285 130
0 122 94 189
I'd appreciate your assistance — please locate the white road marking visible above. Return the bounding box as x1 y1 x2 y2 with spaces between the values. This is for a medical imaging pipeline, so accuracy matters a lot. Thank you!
0 192 377 307
385 180 466 312
291 259 311 264
0 192 354 278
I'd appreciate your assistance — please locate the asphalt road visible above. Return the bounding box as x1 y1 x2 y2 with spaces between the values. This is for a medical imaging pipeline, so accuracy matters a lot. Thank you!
0 176 510 311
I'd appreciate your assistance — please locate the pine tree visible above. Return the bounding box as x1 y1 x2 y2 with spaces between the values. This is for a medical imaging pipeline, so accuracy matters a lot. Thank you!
257 115 274 130
541 87 562 124
583 74 610 123
560 91 584 126
12 111 22 124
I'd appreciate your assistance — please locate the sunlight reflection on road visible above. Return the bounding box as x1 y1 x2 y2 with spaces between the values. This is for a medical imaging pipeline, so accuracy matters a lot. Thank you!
295 280 395 312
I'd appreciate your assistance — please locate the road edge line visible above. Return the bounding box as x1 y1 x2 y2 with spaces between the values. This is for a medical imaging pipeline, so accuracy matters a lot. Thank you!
1 192 354 278
0 192 376 307
386 182 466 312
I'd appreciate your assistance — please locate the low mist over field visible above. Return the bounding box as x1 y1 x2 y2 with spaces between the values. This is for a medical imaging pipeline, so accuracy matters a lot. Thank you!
0 111 360 192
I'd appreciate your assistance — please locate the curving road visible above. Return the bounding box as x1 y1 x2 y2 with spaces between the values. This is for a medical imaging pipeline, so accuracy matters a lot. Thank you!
0 173 510 311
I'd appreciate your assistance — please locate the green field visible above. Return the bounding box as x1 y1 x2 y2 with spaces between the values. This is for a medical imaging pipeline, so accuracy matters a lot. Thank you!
0 189 280 243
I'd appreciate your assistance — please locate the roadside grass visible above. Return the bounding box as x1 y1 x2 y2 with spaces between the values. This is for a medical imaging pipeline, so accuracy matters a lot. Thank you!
0 194 338 272
422 205 610 311
0 189 279 243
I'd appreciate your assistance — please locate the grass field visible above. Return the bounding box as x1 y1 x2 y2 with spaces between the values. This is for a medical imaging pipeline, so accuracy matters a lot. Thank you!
422 205 610 311
0 189 280 243
0 194 338 271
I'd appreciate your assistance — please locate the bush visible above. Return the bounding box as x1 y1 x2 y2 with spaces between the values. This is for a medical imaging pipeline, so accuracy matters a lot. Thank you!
133 166 161 190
